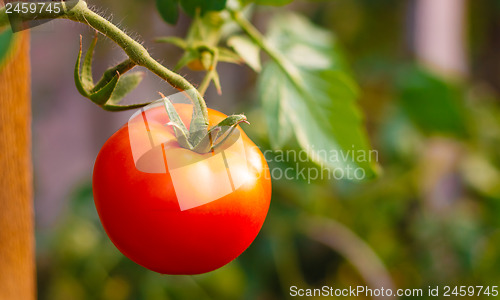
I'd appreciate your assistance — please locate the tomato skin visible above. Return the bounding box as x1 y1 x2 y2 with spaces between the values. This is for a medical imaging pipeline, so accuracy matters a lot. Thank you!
92 104 271 274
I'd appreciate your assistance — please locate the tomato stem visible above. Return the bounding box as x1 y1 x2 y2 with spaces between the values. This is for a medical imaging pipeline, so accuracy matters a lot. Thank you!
0 0 209 126
0 1 255 154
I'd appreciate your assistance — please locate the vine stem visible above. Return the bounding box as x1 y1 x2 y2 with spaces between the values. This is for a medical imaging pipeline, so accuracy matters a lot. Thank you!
230 10 303 86
0 0 209 125
301 216 396 299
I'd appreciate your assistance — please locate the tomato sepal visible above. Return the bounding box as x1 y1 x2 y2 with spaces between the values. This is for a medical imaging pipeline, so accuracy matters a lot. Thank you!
161 94 194 149
74 35 90 98
75 34 150 111
89 72 119 105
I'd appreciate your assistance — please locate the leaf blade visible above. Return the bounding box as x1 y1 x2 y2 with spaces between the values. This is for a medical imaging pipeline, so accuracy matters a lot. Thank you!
74 37 90 98
258 12 377 179
156 0 179 25
0 28 14 68
161 96 193 149
107 72 145 105
227 35 261 71
179 0 227 16
81 33 98 90
397 65 468 137
89 73 119 105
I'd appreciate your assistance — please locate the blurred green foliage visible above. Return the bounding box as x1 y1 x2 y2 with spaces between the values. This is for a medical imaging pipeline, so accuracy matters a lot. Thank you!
0 27 13 65
258 12 376 177
36 0 500 299
397 66 468 137
156 0 227 24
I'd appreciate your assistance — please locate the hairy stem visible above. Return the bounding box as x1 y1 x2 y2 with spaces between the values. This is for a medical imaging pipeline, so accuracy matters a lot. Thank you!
0 0 208 124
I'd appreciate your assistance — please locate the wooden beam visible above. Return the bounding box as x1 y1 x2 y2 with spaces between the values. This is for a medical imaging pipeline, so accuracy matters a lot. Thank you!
0 29 35 300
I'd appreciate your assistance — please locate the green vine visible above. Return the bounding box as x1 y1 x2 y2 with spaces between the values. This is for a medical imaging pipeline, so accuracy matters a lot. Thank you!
230 10 303 91
0 0 251 153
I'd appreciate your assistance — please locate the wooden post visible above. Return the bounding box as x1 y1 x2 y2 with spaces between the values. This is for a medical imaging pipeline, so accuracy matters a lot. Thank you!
0 29 35 300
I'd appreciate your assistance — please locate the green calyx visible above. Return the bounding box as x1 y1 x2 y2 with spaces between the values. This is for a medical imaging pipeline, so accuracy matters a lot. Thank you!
160 93 248 154
155 10 243 95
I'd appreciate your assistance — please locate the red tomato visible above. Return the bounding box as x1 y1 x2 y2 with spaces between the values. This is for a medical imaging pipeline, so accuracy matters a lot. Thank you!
92 104 271 274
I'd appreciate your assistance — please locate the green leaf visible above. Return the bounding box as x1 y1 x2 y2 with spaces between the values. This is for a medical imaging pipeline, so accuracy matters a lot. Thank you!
155 36 187 49
74 37 90 98
89 74 119 105
179 0 227 17
174 50 199 71
211 114 248 147
0 28 14 68
258 13 376 179
81 33 98 91
191 114 248 153
266 13 347 71
156 0 179 25
107 72 145 105
397 65 468 137
162 96 193 149
188 92 209 146
240 0 293 6
103 102 152 112
256 0 293 5
217 47 242 64
191 127 221 153
73 36 140 110
91 59 136 93
258 63 293 149
255 0 293 6
227 35 261 71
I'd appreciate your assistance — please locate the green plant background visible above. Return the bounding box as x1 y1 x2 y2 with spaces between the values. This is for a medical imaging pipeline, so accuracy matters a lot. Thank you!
25 0 500 299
